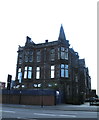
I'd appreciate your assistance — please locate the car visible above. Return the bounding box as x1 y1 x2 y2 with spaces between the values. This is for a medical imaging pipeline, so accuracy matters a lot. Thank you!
89 97 97 102
96 98 99 102
85 98 90 102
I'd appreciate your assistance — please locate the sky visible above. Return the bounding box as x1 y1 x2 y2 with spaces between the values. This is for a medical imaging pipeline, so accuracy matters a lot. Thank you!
0 0 97 93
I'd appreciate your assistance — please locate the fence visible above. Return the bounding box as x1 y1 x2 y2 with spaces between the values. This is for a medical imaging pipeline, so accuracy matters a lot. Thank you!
1 89 56 106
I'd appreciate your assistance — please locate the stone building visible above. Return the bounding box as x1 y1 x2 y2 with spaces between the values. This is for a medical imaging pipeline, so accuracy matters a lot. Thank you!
14 25 91 104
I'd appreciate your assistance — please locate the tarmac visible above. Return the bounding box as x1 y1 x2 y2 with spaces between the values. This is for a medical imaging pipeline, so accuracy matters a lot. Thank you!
1 102 99 112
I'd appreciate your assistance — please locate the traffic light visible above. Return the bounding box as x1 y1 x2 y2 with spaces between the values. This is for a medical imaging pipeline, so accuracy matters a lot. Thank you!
7 74 12 90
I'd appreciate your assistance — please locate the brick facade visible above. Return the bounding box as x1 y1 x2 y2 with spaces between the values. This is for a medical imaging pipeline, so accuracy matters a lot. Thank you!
14 25 91 104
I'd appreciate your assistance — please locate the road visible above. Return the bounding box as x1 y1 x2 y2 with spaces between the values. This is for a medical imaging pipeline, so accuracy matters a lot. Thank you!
0 104 98 120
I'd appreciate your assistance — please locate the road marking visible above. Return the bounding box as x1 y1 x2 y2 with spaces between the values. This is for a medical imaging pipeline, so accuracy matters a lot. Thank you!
34 113 76 117
17 117 21 119
0 110 15 113
59 114 76 117
34 113 56 116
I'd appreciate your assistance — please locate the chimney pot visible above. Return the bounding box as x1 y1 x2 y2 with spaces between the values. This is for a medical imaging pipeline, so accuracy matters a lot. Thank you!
45 40 48 43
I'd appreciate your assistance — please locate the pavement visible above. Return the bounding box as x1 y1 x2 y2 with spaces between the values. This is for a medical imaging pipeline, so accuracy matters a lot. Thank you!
1 102 99 112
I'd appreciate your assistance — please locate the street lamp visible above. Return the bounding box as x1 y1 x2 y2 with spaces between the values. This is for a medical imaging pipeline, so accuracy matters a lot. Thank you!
41 81 44 108
19 72 22 104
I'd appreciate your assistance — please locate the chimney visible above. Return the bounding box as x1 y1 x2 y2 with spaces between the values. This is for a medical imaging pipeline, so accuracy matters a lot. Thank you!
45 40 48 43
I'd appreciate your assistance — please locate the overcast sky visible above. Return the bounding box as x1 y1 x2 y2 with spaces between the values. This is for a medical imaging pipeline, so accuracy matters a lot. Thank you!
0 0 97 93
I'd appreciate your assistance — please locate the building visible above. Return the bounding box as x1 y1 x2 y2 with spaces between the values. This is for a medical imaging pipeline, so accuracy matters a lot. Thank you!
0 82 6 89
14 25 91 104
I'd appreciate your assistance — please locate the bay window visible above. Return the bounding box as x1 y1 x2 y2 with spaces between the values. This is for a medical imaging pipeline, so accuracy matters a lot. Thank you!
58 47 68 60
61 64 69 78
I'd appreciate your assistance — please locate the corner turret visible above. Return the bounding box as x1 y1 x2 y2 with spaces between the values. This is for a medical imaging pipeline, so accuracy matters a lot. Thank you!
58 24 66 41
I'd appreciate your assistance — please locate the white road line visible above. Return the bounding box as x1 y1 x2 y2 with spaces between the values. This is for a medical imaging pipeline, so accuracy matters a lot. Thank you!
59 114 76 117
17 117 21 119
34 113 56 116
0 110 15 113
34 113 76 117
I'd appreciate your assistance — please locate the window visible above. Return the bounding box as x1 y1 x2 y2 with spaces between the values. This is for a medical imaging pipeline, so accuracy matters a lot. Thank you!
37 51 41 62
28 67 32 79
24 66 32 79
65 65 68 78
48 84 52 87
34 84 38 88
75 75 78 82
18 68 22 83
19 53 22 58
24 50 33 62
19 59 22 64
22 85 25 88
58 48 60 59
58 47 68 60
36 67 40 79
61 64 69 78
38 84 41 87
16 85 20 88
19 53 23 64
29 51 33 55
24 66 27 79
33 83 41 88
61 47 68 60
50 48 55 61
61 64 64 77
51 65 55 78
25 56 28 62
29 56 33 62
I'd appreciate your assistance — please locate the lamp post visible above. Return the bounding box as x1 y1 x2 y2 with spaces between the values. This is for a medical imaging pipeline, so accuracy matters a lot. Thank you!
19 72 22 104
41 80 44 108
41 88 43 108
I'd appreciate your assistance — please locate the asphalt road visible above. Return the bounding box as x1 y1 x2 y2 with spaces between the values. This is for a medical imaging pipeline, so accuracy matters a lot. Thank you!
0 104 98 120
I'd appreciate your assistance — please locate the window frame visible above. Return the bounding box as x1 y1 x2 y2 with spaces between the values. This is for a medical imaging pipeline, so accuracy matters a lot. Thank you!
50 48 55 61
51 65 55 78
36 50 41 62
58 47 68 60
60 64 69 78
18 68 22 83
24 66 33 79
36 67 40 79
24 50 33 63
